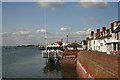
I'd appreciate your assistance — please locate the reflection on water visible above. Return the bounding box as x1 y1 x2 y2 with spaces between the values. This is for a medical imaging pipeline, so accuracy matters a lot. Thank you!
61 67 77 78
43 58 62 78
43 62 61 73
43 58 61 72
43 58 78 79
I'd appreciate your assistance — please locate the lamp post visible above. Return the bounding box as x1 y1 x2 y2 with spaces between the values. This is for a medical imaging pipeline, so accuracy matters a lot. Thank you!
67 35 68 44
61 39 63 42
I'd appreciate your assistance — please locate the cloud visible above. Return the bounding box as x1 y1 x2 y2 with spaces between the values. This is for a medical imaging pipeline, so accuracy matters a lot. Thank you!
10 29 33 45
2 27 94 46
2 28 49 46
1 32 11 37
12 29 32 36
56 27 72 36
37 0 63 10
88 16 99 22
76 28 93 35
56 27 94 42
60 27 71 32
36 29 47 33
2 29 39 46
77 0 108 8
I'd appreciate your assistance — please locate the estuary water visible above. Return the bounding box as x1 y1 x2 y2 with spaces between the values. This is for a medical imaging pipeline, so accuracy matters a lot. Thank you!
2 46 62 78
0 47 2 79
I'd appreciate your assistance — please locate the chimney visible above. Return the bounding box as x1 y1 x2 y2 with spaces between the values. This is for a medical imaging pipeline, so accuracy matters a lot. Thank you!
86 37 89 40
102 27 106 32
118 24 120 28
91 31 94 37
111 23 114 31
96 29 100 33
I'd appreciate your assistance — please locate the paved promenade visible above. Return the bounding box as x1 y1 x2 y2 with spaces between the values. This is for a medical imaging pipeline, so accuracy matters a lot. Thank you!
77 50 120 78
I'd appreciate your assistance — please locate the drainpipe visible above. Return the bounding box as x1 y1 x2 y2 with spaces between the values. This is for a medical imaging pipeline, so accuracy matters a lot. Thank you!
116 43 118 51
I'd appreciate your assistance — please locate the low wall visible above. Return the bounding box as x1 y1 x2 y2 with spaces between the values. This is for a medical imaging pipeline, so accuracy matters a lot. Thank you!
76 50 120 78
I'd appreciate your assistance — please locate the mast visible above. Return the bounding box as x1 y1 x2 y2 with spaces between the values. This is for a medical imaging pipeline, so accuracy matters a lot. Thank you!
44 8 49 58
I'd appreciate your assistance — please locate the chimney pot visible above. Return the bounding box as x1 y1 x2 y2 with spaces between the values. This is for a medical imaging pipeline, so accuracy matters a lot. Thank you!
102 27 106 32
86 37 89 40
91 31 94 37
111 23 114 31
96 29 100 33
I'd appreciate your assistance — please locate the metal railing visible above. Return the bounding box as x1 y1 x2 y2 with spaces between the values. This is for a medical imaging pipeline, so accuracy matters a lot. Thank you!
42 50 63 58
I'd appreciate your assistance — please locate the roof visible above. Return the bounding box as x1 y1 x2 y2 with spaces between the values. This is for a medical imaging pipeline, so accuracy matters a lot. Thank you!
55 41 63 45
112 25 120 33
67 43 82 47
112 20 120 23
87 37 93 41
95 34 112 39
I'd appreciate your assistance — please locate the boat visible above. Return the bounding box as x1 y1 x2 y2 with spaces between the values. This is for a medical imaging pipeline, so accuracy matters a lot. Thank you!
38 47 45 50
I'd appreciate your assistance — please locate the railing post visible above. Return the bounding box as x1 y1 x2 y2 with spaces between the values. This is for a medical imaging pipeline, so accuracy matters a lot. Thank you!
48 51 49 58
42 52 43 58
54 51 57 58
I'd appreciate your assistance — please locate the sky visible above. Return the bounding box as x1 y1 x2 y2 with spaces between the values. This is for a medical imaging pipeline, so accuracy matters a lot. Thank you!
1 0 119 46
0 2 2 47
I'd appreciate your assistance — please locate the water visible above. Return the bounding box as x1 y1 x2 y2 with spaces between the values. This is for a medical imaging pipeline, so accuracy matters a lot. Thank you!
0 46 2 79
2 46 62 78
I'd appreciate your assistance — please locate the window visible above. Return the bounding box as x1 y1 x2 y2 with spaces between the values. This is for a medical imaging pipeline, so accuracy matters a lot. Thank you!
94 41 95 44
113 43 116 51
118 43 120 50
117 32 119 40
115 33 116 39
94 46 95 50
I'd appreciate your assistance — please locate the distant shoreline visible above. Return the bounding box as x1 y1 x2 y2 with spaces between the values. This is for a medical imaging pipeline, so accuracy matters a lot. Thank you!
1 45 45 47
